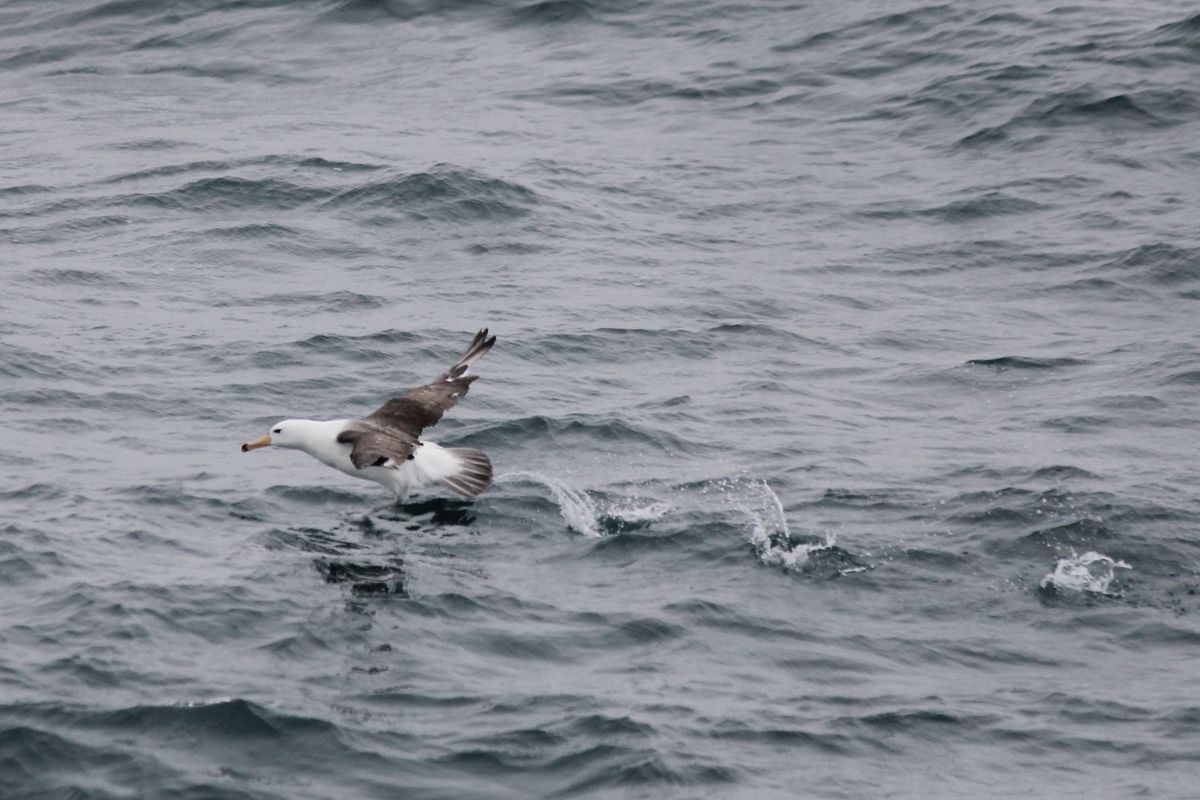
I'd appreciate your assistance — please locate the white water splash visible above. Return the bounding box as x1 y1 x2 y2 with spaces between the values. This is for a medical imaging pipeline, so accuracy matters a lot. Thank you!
604 498 672 523
500 472 675 538
499 471 836 571
1040 551 1131 595
703 476 836 570
499 471 604 537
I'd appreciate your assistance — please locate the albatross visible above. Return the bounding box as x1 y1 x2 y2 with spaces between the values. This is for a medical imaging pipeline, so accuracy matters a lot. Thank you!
241 329 496 509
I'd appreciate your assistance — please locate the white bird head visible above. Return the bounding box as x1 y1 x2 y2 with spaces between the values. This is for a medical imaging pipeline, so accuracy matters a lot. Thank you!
241 419 313 452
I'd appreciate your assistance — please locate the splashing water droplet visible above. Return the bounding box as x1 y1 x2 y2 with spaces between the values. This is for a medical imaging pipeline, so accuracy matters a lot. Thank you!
705 476 836 570
499 471 841 571
499 471 603 537
1040 551 1131 595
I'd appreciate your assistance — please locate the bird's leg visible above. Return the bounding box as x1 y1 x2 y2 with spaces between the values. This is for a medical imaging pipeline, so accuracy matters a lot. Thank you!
361 494 403 521
362 501 392 520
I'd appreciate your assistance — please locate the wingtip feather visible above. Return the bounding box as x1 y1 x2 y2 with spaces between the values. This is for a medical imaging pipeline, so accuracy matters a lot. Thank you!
451 328 497 374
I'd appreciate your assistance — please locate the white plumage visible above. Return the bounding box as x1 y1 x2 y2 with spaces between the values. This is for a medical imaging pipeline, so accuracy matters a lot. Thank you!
241 330 497 510
262 419 489 501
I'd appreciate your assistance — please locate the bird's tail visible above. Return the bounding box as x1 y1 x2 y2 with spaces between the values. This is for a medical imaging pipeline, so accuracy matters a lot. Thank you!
410 442 493 498
439 448 493 497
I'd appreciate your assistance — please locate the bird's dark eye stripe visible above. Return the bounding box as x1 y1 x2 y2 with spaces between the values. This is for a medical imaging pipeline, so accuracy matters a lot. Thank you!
273 428 282 433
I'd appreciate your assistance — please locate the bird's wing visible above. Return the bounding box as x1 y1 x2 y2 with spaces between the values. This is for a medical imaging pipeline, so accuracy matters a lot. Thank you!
364 328 496 440
336 422 418 469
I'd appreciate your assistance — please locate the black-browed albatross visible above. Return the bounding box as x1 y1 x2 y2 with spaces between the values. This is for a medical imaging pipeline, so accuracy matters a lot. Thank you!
241 329 496 509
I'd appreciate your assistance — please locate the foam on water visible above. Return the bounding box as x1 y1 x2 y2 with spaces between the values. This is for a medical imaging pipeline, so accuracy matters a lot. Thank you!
1040 551 1131 596
603 498 673 524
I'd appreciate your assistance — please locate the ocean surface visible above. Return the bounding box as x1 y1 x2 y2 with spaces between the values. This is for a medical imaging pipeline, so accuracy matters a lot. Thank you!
2 1 1199 797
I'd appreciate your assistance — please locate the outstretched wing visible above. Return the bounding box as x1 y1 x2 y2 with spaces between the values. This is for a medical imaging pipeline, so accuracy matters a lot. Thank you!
362 328 496 443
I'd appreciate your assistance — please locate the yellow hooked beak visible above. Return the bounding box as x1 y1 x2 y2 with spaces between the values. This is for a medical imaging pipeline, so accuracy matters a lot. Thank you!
241 433 272 452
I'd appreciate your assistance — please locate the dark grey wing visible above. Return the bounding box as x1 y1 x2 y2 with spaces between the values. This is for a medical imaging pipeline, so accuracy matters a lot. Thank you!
336 423 418 469
366 328 496 439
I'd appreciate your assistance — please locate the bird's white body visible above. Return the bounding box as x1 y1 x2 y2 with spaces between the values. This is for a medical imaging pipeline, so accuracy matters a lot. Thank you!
271 418 467 501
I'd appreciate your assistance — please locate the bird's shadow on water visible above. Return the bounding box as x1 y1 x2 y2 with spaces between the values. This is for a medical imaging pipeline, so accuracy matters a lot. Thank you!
356 497 478 530
313 557 407 597
267 525 408 597
269 497 480 598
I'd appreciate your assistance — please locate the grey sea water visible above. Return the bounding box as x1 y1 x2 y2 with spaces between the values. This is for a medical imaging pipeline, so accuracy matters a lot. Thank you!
2 1 1200 797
